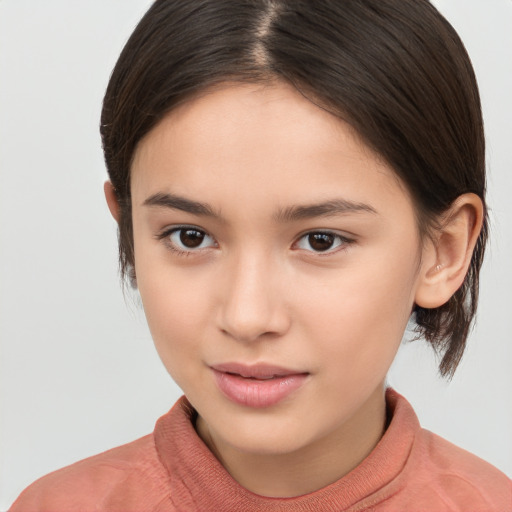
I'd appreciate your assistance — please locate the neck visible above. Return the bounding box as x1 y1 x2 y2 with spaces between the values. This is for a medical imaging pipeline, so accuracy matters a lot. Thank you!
196 386 387 497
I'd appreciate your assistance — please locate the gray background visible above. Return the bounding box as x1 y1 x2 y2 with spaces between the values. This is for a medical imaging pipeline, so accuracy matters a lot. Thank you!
1 0 511 508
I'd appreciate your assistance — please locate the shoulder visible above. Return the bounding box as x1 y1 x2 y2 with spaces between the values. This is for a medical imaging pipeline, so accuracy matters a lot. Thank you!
9 434 172 512
408 428 511 510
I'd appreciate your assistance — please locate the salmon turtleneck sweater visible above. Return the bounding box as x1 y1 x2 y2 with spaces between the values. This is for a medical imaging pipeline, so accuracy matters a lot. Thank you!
9 389 511 511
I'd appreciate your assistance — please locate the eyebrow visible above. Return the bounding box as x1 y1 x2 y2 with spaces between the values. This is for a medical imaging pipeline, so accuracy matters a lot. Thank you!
274 199 377 222
143 192 223 219
143 192 377 222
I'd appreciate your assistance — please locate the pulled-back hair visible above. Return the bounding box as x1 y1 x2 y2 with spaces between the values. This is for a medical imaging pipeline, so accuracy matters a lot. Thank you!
101 0 488 378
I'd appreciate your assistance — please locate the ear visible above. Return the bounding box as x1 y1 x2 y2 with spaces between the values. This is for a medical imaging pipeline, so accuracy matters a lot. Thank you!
104 181 120 224
415 193 484 309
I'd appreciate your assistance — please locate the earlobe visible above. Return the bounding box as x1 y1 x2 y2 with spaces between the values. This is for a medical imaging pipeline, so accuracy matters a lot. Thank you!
415 193 484 309
104 181 121 223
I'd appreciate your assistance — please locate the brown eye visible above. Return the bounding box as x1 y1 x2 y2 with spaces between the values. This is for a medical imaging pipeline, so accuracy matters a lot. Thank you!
180 229 205 248
295 231 351 254
308 233 334 251
164 227 216 253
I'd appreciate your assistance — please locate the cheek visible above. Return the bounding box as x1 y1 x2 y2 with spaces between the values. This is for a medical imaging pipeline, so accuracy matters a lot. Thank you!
134 249 214 369
138 273 214 393
295 249 418 375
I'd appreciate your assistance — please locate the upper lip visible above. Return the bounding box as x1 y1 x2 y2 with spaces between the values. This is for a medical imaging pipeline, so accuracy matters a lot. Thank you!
211 362 307 379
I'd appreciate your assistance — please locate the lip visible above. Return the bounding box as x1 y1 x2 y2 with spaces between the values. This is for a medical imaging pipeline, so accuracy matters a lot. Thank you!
211 362 309 408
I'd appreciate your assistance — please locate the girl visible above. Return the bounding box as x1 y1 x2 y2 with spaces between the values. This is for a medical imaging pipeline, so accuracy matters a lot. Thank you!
7 0 511 510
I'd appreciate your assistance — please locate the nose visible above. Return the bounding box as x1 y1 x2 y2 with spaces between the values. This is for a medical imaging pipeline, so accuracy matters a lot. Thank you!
217 252 291 343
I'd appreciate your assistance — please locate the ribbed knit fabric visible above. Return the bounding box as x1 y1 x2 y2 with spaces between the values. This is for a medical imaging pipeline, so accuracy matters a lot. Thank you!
9 389 511 511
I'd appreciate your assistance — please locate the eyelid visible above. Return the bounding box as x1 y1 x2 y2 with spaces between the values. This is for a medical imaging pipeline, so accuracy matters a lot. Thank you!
155 224 217 254
292 230 355 254
155 225 354 257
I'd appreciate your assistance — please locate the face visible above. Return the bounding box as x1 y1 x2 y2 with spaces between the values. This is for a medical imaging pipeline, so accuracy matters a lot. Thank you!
130 82 425 458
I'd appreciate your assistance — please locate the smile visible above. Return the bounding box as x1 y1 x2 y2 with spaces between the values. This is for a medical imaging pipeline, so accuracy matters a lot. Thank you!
211 363 309 408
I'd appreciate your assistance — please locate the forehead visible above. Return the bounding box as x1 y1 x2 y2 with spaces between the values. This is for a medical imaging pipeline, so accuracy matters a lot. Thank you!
130 82 411 218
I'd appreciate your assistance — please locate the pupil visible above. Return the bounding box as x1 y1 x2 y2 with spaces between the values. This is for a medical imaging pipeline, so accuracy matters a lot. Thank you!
180 229 204 248
309 233 334 251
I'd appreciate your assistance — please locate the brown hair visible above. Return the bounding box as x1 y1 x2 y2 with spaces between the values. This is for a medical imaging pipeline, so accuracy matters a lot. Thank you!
100 0 488 378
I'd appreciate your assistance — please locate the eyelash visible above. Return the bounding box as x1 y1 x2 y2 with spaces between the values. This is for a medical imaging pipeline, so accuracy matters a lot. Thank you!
155 225 355 257
155 225 217 257
294 230 354 255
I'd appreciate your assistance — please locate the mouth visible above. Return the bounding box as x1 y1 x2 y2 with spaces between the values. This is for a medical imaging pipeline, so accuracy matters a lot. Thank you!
210 362 309 408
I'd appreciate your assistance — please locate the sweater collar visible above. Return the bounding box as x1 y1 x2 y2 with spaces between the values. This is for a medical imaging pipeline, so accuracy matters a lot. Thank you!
154 388 419 511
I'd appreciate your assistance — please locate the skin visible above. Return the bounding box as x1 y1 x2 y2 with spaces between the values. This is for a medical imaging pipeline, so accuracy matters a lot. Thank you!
105 81 483 497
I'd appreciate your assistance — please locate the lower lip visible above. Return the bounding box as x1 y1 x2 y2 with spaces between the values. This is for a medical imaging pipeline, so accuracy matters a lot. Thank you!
212 369 308 408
